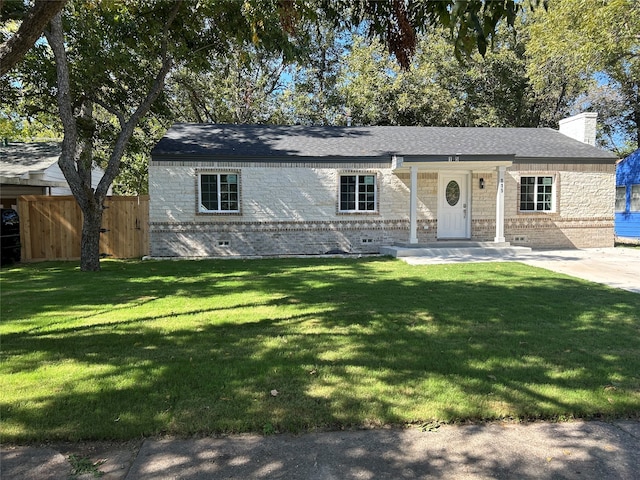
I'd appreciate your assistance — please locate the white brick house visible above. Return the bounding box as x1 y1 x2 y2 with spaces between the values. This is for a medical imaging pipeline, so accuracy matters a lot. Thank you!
149 113 617 257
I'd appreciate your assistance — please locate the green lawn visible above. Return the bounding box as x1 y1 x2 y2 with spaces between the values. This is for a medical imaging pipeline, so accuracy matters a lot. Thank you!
1 257 639 442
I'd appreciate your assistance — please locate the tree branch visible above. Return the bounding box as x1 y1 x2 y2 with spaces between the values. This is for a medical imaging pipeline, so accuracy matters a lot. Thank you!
92 97 126 128
1 0 67 76
95 0 182 197
44 12 88 205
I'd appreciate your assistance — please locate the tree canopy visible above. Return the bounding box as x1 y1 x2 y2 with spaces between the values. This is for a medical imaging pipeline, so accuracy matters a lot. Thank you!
3 0 596 271
526 0 640 153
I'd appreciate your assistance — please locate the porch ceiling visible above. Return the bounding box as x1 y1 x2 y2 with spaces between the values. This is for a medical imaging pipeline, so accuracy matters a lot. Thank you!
392 154 513 172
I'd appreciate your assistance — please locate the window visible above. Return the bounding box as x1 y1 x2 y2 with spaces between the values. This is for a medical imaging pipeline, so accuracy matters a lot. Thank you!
615 186 627 212
631 185 640 212
339 174 377 212
199 173 239 213
520 176 555 212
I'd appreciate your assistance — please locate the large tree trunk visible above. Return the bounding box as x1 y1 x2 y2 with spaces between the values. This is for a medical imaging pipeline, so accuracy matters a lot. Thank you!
45 10 176 271
45 15 102 271
80 199 104 271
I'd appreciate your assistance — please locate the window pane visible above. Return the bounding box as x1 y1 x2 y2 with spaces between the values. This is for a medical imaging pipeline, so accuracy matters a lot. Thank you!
340 174 376 212
358 191 375 210
358 175 375 210
522 177 535 185
340 176 356 210
537 181 552 211
219 174 238 211
616 186 627 212
446 181 461 206
520 176 554 212
200 173 238 212
200 174 218 211
631 185 640 211
520 177 535 210
539 176 552 185
537 177 553 211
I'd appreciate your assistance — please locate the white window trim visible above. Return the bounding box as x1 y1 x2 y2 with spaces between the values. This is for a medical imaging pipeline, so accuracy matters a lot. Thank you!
197 171 240 214
519 174 557 213
338 172 379 214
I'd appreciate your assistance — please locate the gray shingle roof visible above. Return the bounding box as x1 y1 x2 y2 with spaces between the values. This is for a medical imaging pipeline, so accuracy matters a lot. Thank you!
151 124 617 161
0 142 61 177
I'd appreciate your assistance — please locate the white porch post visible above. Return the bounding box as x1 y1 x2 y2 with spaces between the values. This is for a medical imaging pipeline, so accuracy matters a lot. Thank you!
409 165 418 244
495 166 506 243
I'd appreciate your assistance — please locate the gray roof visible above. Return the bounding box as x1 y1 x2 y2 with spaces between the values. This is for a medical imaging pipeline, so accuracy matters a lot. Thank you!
151 124 617 162
0 142 61 177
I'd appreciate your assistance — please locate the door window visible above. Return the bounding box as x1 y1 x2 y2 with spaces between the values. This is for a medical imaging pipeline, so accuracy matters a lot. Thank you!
446 181 460 206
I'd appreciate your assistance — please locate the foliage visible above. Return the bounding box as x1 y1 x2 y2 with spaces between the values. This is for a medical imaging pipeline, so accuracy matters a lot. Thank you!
0 0 67 76
1 258 639 441
327 0 544 68
167 44 290 125
275 20 346 125
39 0 308 270
526 0 640 152
4 1 546 201
0 35 63 141
338 25 540 128
111 119 168 195
68 454 105 479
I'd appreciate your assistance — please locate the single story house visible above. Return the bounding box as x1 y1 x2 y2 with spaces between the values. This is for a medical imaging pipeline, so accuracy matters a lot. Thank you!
0 142 108 209
149 112 618 257
615 148 640 242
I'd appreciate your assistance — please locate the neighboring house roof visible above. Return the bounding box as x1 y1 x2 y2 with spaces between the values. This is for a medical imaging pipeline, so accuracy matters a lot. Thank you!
0 142 108 193
0 142 67 187
152 124 618 162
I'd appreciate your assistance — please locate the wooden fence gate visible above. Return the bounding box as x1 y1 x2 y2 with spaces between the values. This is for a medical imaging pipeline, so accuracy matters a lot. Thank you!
17 195 149 261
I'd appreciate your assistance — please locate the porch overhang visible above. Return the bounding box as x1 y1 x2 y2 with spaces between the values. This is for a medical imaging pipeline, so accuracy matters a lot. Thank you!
391 154 513 245
391 154 514 172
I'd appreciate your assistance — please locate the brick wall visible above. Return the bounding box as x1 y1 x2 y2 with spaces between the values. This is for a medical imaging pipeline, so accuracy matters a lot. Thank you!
504 164 615 248
149 160 615 257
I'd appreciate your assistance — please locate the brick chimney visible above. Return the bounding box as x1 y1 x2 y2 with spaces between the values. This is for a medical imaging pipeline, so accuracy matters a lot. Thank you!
558 112 598 146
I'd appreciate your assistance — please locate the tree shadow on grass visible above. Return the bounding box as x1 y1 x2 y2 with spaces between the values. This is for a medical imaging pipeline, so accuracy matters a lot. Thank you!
1 257 639 445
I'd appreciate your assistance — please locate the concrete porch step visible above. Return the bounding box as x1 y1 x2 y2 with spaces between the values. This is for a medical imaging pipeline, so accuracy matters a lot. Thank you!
380 242 532 259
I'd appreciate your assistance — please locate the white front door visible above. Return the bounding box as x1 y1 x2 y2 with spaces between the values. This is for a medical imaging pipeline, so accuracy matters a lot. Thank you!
438 173 469 239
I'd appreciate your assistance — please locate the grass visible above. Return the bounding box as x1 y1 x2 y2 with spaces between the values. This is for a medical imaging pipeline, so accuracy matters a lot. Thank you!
1 257 639 442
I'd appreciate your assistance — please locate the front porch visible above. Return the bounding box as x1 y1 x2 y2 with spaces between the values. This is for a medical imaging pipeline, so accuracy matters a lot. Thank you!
392 155 513 245
380 240 532 260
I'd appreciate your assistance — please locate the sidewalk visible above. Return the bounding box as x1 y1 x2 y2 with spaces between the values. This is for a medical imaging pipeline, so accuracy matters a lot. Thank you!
2 420 639 479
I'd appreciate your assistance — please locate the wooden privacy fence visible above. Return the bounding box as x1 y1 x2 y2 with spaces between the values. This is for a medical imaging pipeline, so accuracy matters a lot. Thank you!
18 195 149 261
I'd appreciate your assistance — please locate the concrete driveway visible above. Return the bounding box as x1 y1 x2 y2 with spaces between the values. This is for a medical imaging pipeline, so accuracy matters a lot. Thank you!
517 247 640 294
403 247 640 294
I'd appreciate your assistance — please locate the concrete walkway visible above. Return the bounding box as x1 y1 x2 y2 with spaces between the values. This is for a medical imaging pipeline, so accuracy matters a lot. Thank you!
2 420 640 479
